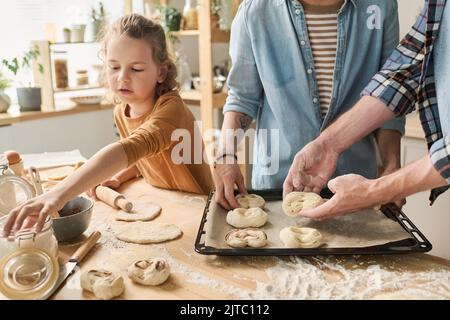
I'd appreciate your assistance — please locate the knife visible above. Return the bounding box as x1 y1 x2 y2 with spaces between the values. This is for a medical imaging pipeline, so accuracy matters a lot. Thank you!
41 231 101 300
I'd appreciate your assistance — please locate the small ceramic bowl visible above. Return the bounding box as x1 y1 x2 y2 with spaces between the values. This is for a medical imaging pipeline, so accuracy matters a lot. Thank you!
52 196 93 242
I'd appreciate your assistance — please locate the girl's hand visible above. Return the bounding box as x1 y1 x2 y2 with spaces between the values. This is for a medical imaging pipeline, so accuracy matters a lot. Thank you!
2 190 65 236
87 178 122 199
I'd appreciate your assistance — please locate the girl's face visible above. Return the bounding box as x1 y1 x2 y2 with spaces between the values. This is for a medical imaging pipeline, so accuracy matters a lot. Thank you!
106 34 166 106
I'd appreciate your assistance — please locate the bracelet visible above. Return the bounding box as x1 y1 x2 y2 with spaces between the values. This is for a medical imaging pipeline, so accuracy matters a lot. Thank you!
213 153 237 168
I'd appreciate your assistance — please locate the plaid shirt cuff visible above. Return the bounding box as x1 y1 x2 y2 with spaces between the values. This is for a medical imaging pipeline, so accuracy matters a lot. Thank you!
362 73 418 117
430 134 450 183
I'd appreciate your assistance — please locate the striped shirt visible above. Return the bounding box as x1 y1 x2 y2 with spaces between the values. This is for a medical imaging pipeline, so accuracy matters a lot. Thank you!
302 1 343 117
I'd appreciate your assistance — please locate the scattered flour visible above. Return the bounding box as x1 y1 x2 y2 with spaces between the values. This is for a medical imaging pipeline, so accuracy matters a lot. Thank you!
153 247 450 299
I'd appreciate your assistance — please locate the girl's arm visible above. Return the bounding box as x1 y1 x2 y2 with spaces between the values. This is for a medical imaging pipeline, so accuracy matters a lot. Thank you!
3 142 129 234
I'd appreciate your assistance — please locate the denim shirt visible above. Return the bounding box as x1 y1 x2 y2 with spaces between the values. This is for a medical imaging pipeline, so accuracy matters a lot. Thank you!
223 0 405 189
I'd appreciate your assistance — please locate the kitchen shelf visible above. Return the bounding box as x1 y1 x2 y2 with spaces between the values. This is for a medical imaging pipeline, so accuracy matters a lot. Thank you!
54 85 103 93
180 90 227 109
170 29 230 42
49 41 99 46
171 30 200 36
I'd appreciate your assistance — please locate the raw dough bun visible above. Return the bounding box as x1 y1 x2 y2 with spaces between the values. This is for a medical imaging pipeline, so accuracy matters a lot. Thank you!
115 202 161 222
225 228 267 248
282 192 324 217
80 269 124 300
226 207 268 228
279 226 323 248
113 221 182 244
127 258 170 285
236 194 265 209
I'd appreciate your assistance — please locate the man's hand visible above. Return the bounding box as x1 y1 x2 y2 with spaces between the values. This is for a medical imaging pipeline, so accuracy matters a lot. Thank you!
298 174 386 220
213 162 247 210
283 139 339 198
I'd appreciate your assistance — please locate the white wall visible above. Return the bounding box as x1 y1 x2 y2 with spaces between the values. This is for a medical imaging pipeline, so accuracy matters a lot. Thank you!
398 0 423 37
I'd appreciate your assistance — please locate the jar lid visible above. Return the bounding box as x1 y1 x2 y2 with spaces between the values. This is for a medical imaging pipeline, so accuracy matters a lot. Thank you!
0 175 36 216
76 70 88 74
0 248 59 300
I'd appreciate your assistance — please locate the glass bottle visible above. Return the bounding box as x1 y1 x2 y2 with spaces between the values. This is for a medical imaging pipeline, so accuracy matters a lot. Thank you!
52 50 69 89
182 0 198 30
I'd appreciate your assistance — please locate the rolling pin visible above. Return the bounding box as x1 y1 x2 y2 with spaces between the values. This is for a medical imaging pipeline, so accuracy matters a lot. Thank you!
95 186 133 212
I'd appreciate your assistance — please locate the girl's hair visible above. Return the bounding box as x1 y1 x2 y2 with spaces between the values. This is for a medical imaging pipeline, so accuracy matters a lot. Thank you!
100 14 178 99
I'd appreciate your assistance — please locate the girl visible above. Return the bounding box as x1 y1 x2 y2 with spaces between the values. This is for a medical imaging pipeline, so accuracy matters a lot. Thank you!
3 14 213 234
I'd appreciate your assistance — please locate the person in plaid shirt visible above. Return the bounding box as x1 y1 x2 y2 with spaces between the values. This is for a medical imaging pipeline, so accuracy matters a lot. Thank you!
283 0 450 219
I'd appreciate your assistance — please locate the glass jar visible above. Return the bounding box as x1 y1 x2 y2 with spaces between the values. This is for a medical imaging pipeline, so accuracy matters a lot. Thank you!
52 51 69 89
0 158 35 217
76 70 89 86
0 247 59 300
0 215 58 260
182 0 198 30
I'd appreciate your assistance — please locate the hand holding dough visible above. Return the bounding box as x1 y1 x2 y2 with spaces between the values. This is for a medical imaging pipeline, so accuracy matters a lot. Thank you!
279 226 323 248
127 258 170 285
225 228 267 248
236 194 265 209
226 207 268 228
282 192 324 217
80 269 124 300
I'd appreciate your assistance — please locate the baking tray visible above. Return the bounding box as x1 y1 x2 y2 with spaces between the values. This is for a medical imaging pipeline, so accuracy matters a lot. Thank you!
194 189 432 256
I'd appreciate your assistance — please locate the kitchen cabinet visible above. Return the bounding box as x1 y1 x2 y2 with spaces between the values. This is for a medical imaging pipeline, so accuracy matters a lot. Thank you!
0 108 118 158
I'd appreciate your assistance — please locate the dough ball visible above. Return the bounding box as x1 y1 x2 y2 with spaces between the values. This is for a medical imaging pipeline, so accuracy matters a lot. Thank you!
127 258 170 286
282 192 324 217
236 194 265 209
225 228 267 248
80 269 124 300
226 207 268 228
279 226 323 248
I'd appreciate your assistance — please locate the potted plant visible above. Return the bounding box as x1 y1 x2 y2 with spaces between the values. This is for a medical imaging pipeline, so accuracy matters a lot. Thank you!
2 44 44 112
211 0 221 30
91 1 107 41
158 5 182 32
0 71 12 113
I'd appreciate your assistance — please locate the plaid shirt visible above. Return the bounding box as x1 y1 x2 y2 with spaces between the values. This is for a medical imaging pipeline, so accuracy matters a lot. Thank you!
363 0 449 203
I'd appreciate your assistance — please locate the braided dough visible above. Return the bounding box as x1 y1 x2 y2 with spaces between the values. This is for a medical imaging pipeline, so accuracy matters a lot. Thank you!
127 258 170 286
282 192 324 217
80 269 124 300
226 207 268 228
115 202 161 222
279 226 323 248
113 221 182 244
225 228 267 248
236 194 265 209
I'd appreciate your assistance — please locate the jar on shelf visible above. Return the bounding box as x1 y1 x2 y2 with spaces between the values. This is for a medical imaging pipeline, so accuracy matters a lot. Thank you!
76 70 89 86
182 0 198 30
52 51 68 89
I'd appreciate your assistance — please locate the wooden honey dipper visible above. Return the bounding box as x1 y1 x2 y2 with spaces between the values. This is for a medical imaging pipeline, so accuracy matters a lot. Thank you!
95 185 133 212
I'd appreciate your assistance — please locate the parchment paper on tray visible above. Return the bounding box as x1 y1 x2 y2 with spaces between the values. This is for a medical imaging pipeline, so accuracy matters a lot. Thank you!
205 199 411 249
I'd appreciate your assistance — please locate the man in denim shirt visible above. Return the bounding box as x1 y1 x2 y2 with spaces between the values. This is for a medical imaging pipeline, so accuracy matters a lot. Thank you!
214 0 405 209
285 0 449 220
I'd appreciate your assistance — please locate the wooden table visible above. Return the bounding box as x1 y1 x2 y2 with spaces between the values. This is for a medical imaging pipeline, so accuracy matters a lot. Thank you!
51 178 450 300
